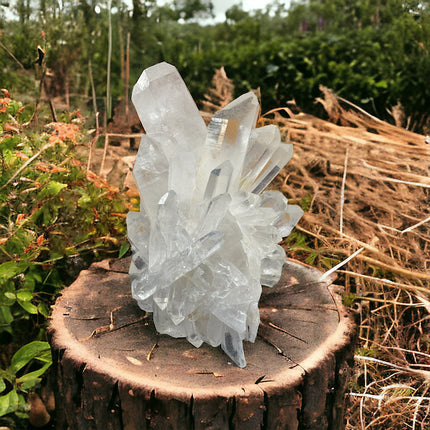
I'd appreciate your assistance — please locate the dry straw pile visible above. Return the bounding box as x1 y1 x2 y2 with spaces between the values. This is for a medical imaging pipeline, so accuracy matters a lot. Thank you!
204 69 430 429
268 90 430 429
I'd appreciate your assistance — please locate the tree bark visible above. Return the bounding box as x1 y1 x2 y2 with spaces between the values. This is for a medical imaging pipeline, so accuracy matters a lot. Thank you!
48 257 356 430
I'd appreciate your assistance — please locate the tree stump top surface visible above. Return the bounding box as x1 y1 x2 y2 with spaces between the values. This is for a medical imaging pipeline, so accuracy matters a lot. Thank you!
50 257 352 401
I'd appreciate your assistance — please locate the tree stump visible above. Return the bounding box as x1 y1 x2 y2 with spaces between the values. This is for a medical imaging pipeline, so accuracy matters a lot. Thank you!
48 257 356 430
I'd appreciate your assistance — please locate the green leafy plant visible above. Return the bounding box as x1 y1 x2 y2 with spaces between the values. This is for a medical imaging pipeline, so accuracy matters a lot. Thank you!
0 90 128 423
0 341 51 418
285 230 340 269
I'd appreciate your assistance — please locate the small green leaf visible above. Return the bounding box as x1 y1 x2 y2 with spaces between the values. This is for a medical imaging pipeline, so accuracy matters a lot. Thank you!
37 302 50 317
0 261 21 280
0 389 19 417
118 241 130 258
15 410 30 419
64 246 77 256
0 379 6 394
10 341 52 374
16 291 33 302
17 299 38 314
16 362 51 391
0 369 13 384
38 181 67 199
17 393 29 414
4 292 16 300
42 207 54 225
343 294 357 307
375 80 388 88
78 193 92 208
305 252 317 265
23 267 42 288
0 306 13 325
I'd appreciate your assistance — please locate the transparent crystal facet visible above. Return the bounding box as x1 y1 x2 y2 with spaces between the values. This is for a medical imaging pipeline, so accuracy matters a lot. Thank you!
203 160 233 200
251 144 293 194
132 62 206 154
128 62 302 368
241 125 281 191
195 93 259 199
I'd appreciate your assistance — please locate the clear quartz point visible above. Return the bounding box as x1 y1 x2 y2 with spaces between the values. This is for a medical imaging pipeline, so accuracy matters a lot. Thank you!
133 229 225 303
196 92 259 199
194 193 232 238
241 125 280 191
203 160 233 200
128 62 302 368
279 204 305 237
251 144 293 194
132 62 206 154
222 326 246 368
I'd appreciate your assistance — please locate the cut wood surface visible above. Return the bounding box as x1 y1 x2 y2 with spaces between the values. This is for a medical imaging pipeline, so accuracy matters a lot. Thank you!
48 257 356 429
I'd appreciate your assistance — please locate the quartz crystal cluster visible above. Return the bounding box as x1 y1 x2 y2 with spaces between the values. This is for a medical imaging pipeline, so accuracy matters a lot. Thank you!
127 62 303 367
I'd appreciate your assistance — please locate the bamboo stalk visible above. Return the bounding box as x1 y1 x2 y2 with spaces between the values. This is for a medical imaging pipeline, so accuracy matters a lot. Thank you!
88 58 98 117
106 0 112 120
125 32 130 118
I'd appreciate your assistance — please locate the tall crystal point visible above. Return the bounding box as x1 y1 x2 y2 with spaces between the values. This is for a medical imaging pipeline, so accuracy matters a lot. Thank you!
128 62 303 367
132 62 206 155
195 92 259 200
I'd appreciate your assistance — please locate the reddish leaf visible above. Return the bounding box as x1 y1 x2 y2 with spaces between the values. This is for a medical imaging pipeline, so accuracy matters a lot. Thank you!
16 214 26 225
34 162 50 172
3 123 19 133
15 151 29 161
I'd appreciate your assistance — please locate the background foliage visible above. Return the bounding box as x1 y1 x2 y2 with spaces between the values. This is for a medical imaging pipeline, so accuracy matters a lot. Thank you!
0 0 429 130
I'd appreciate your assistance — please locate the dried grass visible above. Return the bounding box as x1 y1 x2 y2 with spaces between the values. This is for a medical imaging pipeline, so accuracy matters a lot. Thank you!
202 69 430 428
201 66 234 124
258 86 430 429
191 67 430 428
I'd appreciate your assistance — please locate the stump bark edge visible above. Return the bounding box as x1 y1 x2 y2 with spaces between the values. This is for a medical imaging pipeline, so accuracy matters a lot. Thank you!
47 257 357 430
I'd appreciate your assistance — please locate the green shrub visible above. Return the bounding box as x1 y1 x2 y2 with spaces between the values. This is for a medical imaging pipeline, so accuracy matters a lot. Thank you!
0 90 128 424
